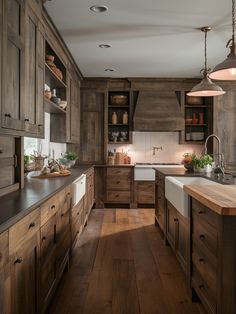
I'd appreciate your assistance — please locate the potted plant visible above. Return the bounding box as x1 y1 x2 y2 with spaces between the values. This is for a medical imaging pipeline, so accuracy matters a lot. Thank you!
60 152 78 168
191 154 213 173
182 153 195 171
24 154 34 176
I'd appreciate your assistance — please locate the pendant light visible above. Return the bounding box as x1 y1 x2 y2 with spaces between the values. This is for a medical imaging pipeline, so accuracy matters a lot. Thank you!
209 0 236 80
187 27 225 97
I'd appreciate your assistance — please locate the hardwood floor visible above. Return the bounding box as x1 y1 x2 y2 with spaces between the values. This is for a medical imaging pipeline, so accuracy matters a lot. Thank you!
47 208 201 314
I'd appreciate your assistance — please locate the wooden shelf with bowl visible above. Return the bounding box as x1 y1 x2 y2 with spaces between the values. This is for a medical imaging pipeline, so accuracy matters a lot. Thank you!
107 91 132 144
180 92 213 145
44 98 66 115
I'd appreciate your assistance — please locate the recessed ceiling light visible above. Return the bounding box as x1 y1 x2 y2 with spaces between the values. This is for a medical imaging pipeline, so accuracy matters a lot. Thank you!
99 44 111 48
105 68 115 72
90 5 108 13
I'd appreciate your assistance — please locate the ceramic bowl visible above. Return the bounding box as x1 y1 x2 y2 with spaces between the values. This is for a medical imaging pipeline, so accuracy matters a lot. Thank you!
46 54 55 62
110 95 128 106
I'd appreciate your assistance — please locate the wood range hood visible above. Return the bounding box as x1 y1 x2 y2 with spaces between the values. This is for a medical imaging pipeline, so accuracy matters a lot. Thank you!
133 91 184 131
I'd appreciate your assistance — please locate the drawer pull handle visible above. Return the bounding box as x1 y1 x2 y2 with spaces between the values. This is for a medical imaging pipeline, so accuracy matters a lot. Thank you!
24 118 29 122
200 234 205 240
67 192 71 196
116 181 120 184
29 222 36 229
61 213 64 217
174 218 179 222
0 150 3 154
199 258 205 264
51 205 55 210
115 194 119 197
198 210 206 214
42 236 46 241
199 284 204 290
5 113 11 118
14 257 23 264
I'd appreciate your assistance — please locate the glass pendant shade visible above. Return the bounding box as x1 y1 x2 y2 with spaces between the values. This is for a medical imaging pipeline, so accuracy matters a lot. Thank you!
187 76 225 97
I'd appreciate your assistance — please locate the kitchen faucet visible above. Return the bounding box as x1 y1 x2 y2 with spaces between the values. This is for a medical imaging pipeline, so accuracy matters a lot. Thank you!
153 146 162 156
204 134 224 175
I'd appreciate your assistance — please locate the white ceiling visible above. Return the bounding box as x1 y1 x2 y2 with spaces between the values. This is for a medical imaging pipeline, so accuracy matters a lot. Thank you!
45 0 232 78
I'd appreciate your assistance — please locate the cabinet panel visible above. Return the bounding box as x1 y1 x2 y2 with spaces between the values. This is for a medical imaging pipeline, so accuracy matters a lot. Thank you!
0 230 11 314
166 201 176 249
70 77 80 143
2 0 25 131
10 232 40 314
135 181 155 204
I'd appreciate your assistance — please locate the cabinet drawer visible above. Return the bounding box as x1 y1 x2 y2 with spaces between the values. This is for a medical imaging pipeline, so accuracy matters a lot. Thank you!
107 167 131 178
106 191 131 203
41 195 59 226
192 243 217 296
192 265 216 314
136 182 155 204
107 177 131 190
192 199 219 229
71 198 84 221
40 214 56 260
192 213 218 258
9 207 40 253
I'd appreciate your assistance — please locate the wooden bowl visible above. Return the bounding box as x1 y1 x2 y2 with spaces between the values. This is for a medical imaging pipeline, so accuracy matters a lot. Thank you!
110 95 128 106
186 95 203 105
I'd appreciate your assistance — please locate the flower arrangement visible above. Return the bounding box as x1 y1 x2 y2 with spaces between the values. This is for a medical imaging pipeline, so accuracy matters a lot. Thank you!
182 153 213 172
59 152 78 168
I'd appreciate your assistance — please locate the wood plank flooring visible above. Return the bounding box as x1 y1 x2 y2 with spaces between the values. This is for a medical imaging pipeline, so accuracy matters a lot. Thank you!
47 208 201 314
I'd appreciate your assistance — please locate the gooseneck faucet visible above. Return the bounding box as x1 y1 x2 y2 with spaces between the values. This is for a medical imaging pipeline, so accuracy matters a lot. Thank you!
204 134 224 175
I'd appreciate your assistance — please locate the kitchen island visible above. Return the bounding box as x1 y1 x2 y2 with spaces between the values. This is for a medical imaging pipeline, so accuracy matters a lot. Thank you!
155 166 236 314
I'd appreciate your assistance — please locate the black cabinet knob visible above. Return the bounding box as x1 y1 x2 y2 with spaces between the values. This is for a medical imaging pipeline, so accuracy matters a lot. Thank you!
42 236 46 241
24 118 29 122
0 150 3 154
51 205 55 210
199 258 205 264
199 234 205 240
5 113 11 118
14 257 23 264
29 222 36 229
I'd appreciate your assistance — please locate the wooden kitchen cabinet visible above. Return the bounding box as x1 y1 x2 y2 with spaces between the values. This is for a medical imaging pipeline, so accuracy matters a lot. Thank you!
134 181 155 206
155 170 165 231
105 166 133 206
9 206 40 314
40 214 57 313
79 89 105 164
68 71 80 144
24 2 45 137
1 0 44 136
190 198 236 314
1 0 25 132
0 230 11 314
166 200 188 274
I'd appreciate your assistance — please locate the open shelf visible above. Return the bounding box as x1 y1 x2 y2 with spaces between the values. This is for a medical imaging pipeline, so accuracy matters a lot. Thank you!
44 98 66 115
45 63 67 89
185 124 207 127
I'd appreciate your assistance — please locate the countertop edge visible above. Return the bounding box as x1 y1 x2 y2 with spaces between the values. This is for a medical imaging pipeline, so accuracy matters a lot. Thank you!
0 165 94 234
183 185 236 216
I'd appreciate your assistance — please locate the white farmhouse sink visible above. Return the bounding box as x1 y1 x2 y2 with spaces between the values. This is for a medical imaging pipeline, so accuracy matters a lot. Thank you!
165 176 220 217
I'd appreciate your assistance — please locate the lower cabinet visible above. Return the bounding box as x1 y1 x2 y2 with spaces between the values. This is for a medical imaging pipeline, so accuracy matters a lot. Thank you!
40 214 57 313
166 200 188 274
155 171 165 231
10 232 40 314
0 168 95 314
105 166 133 206
0 230 11 314
134 181 155 206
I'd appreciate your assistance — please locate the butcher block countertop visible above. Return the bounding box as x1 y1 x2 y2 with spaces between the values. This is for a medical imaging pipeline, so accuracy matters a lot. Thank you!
183 184 236 216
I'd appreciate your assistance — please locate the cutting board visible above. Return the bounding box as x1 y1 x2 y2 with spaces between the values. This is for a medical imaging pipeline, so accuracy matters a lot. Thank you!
32 170 71 179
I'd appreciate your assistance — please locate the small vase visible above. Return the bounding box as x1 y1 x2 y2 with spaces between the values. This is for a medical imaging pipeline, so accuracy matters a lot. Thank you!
199 112 204 124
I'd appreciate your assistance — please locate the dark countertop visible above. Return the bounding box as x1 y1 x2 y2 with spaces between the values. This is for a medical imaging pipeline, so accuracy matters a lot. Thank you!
154 167 236 185
0 165 93 234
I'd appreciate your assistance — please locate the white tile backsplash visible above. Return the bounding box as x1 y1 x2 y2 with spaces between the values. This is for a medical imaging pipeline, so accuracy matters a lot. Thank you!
108 132 203 164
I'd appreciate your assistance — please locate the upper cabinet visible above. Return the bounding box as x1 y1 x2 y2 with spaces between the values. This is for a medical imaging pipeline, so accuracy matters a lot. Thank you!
107 91 132 144
1 0 44 137
1 0 26 132
179 92 213 144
